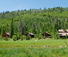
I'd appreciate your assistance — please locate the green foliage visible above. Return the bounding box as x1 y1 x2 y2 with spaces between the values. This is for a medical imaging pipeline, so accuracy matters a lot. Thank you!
20 36 23 41
14 33 20 40
0 48 68 57
0 7 68 39
26 35 31 40
48 36 52 38
20 35 26 40
38 35 42 40
65 34 68 39
16 34 20 40
0 35 2 40
54 32 60 39
43 35 46 39
19 19 24 35
34 34 38 38
13 35 17 41
4 37 9 41
22 35 26 40
10 18 14 38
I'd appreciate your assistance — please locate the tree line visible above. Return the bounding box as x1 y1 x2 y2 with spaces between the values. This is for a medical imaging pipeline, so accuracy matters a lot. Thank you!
0 7 68 39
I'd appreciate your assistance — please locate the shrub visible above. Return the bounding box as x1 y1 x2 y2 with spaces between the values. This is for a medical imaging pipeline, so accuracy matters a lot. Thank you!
14 33 20 40
49 36 52 38
22 35 26 40
16 34 20 40
4 37 9 41
13 35 17 41
56 33 60 39
35 34 38 39
0 36 2 40
20 35 26 40
20 36 23 41
54 35 57 39
65 35 68 39
26 35 31 40
43 35 46 39
38 35 42 40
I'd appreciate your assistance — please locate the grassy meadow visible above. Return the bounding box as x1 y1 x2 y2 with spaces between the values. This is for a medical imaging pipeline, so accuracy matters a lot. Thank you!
0 38 68 57
0 38 68 48
0 39 68 57
0 47 68 57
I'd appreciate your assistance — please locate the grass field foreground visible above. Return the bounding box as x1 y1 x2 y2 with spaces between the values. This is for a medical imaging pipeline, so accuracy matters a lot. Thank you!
0 47 68 57
0 39 68 48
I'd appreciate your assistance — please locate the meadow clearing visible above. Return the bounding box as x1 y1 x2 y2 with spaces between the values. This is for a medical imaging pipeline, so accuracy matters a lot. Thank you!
0 38 68 48
0 38 68 57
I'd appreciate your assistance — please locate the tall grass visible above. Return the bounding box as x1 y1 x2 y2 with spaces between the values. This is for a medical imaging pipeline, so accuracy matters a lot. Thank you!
0 47 68 57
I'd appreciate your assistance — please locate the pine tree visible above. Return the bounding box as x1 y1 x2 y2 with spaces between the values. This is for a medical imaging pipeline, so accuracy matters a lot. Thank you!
10 18 14 38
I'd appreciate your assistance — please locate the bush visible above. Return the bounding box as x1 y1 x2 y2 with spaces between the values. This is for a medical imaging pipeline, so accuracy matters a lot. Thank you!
16 34 20 40
4 37 9 41
26 35 31 40
23 35 26 39
43 36 46 39
14 33 20 40
38 35 42 40
65 35 68 39
20 36 23 41
0 36 2 40
13 35 17 41
35 34 38 39
49 36 52 38
56 33 60 39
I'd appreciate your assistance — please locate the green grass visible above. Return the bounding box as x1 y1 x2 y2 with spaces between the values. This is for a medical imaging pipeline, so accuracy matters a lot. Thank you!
0 38 68 57
0 47 68 57
0 38 68 48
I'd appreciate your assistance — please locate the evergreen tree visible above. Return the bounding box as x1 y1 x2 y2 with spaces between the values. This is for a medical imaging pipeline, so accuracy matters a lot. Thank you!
10 18 14 38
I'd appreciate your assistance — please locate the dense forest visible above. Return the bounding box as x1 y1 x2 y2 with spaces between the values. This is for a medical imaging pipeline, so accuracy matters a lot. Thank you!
0 7 68 38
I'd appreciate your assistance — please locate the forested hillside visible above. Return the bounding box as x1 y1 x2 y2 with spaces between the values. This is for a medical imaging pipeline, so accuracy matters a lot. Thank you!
0 7 68 38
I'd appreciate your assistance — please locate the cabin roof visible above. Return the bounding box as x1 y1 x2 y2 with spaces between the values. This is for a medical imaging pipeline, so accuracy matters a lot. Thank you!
59 29 64 33
25 32 34 35
5 32 10 35
59 29 68 33
59 33 68 36
42 32 51 35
